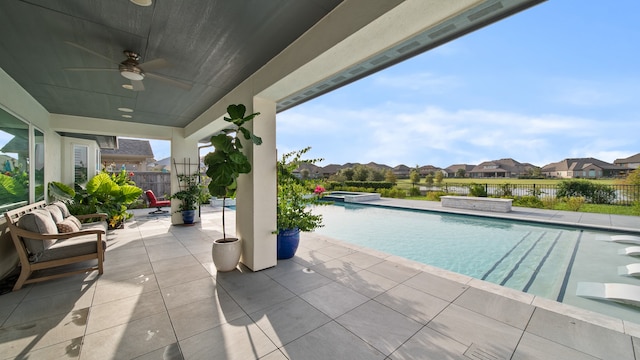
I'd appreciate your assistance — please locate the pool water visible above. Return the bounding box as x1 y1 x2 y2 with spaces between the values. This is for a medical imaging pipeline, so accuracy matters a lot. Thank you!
313 202 640 323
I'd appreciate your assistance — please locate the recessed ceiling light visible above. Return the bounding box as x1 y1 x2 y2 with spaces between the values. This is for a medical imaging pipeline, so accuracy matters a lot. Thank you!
121 114 133 119
117 107 134 112
130 0 152 6
122 84 134 90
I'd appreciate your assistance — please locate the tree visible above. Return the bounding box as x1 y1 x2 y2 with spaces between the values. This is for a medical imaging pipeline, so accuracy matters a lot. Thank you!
384 170 397 184
624 168 640 186
341 167 355 181
425 174 434 186
353 165 370 181
409 169 421 187
435 171 444 185
368 168 385 181
455 168 466 178
300 168 310 180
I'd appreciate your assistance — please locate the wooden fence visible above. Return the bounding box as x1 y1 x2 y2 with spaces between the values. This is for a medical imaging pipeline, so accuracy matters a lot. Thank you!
127 172 171 198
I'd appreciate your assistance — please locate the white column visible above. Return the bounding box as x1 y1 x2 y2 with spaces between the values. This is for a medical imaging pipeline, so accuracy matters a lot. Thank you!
236 97 277 271
170 129 200 225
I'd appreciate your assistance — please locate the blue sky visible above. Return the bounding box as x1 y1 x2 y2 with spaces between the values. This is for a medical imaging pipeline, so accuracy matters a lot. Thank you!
153 0 640 168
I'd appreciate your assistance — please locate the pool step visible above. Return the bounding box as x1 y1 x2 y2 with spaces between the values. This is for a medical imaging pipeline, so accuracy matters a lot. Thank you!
482 230 578 299
512 231 578 299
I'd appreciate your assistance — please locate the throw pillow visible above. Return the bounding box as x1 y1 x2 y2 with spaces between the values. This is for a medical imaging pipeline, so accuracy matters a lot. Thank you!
45 204 64 223
56 218 81 233
17 209 58 254
66 215 82 229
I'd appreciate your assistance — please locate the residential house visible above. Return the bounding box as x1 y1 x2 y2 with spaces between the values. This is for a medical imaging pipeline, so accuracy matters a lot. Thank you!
293 162 323 179
150 157 171 172
393 164 412 178
541 158 626 178
445 164 475 178
100 139 154 172
614 153 640 169
469 158 537 178
419 165 446 177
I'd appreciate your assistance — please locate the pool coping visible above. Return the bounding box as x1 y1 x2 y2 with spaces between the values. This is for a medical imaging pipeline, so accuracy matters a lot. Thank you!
311 198 640 338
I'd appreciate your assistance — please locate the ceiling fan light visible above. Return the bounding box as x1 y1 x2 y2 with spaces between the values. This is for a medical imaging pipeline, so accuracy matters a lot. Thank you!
121 70 144 81
130 0 152 7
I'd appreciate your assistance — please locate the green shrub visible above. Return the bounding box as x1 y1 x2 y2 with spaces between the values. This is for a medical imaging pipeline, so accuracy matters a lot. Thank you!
556 180 616 204
343 181 393 190
589 183 616 204
425 191 449 201
379 188 406 198
468 183 487 197
565 196 586 211
409 187 421 196
542 197 559 209
513 196 544 208
496 183 513 197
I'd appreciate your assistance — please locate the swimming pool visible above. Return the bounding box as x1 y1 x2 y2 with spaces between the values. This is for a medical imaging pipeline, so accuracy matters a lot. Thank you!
313 202 640 324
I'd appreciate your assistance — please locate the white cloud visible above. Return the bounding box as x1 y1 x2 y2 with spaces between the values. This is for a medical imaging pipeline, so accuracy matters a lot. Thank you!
277 102 640 168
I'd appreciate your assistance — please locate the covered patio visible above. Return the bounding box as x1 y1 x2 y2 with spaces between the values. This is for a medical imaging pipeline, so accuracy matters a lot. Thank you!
0 0 547 273
0 206 638 359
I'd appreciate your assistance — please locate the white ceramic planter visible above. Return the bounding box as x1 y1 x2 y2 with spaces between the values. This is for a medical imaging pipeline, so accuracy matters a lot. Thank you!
212 237 241 272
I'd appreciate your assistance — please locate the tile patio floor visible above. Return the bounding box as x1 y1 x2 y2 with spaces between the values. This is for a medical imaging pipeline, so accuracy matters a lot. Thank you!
1 202 639 359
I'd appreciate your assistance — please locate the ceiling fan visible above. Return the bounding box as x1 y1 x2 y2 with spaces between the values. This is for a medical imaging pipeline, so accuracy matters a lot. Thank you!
63 41 192 91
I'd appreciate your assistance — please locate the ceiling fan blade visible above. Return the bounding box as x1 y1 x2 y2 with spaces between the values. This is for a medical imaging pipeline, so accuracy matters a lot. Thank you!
64 41 118 64
146 72 192 91
138 58 170 71
64 67 118 72
131 80 145 91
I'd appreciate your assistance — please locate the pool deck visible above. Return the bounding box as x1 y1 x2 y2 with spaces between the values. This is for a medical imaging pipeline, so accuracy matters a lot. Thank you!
0 203 639 359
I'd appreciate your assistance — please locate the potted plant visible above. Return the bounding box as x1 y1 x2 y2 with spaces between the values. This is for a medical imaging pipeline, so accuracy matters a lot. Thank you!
275 147 327 259
169 173 208 225
203 104 262 271
48 170 143 229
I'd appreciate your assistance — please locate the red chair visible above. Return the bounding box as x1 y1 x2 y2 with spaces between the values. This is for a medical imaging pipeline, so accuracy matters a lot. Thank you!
144 190 171 214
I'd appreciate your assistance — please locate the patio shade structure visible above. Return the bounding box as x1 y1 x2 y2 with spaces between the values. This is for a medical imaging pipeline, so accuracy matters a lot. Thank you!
0 0 545 274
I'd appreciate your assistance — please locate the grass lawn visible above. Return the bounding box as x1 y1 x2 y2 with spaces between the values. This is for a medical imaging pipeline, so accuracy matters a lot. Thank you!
398 178 618 187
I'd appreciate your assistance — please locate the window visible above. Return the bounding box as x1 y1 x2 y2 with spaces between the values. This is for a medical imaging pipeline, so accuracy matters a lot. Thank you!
74 145 88 184
0 108 30 211
34 129 45 201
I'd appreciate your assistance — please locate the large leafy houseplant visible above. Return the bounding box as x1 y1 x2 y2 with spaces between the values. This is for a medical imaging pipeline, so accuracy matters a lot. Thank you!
49 170 143 228
204 104 262 239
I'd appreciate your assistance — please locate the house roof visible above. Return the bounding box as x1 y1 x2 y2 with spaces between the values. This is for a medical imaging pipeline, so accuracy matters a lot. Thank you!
101 139 154 158
614 153 640 165
542 157 622 172
445 164 476 173
470 158 534 173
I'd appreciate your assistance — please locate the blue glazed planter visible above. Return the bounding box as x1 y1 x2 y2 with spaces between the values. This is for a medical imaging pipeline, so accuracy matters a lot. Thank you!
277 228 300 259
181 210 196 224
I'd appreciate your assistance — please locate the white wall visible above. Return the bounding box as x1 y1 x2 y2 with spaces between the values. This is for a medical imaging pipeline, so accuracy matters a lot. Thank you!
0 67 60 279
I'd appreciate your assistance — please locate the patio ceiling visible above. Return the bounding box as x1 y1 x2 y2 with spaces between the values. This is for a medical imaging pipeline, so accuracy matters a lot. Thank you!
0 0 545 133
